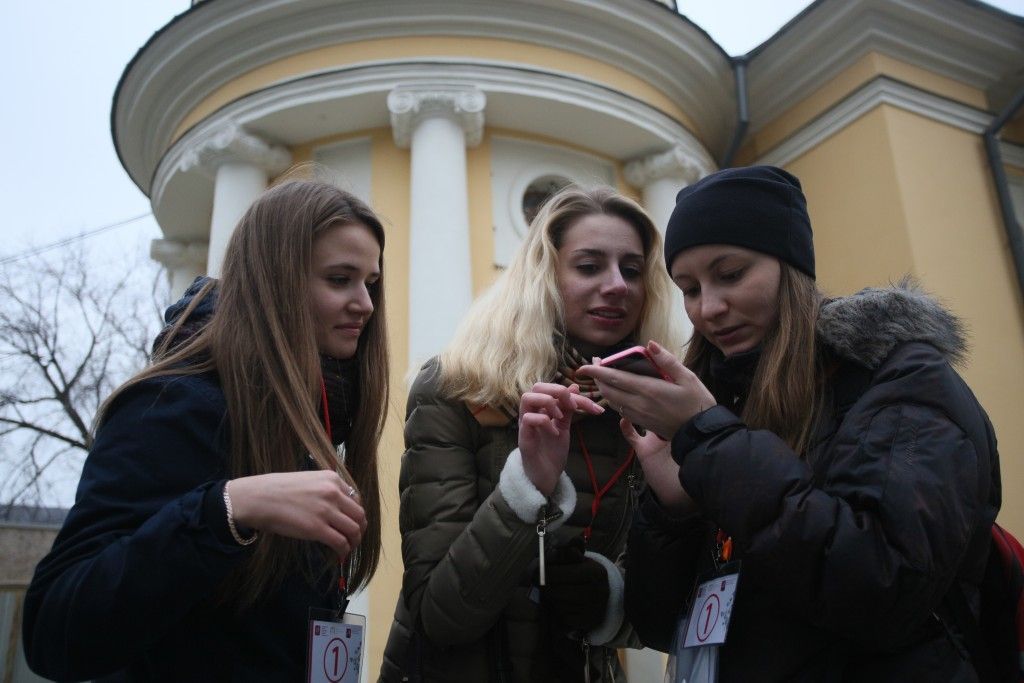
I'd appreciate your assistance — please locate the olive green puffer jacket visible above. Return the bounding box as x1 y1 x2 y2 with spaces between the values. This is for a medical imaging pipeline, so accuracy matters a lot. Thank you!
380 360 642 682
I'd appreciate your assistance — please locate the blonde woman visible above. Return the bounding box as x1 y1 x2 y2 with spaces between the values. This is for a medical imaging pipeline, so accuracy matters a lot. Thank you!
24 180 389 681
380 186 683 682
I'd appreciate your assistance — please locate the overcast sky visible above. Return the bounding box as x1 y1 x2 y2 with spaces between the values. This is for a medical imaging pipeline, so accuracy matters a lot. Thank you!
1 0 1022 271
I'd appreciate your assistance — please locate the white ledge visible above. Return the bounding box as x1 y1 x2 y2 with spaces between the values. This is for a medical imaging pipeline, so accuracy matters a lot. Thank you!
757 76 992 167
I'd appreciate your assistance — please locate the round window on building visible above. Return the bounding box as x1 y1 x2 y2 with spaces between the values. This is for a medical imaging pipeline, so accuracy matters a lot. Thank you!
522 176 571 226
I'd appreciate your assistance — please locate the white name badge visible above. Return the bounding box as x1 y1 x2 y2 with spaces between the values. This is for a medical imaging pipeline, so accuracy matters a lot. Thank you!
307 613 365 683
682 569 740 648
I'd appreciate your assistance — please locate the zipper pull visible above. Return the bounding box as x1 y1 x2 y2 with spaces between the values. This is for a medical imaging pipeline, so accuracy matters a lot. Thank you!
582 639 591 683
626 471 640 511
604 647 616 683
537 504 548 586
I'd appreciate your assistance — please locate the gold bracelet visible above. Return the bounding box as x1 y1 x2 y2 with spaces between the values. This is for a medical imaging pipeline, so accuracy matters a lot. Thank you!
223 482 258 546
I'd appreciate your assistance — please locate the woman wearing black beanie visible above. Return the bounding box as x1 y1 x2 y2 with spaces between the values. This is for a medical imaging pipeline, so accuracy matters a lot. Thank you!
576 165 1001 681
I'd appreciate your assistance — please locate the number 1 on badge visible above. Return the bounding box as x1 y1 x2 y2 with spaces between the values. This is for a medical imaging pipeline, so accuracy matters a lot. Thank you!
683 569 740 648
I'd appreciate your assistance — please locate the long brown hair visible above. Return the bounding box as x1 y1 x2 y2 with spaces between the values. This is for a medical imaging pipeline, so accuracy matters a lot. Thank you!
683 264 825 454
99 179 389 597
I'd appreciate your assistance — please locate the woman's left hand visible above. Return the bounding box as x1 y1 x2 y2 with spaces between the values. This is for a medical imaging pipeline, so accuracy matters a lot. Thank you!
575 341 716 440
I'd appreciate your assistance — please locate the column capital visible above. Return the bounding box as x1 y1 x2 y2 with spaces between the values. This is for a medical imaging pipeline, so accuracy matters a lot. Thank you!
624 146 705 189
387 85 486 148
150 238 208 271
180 121 292 177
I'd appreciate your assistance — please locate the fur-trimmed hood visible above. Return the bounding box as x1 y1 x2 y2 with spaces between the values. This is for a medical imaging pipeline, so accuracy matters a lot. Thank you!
816 279 967 370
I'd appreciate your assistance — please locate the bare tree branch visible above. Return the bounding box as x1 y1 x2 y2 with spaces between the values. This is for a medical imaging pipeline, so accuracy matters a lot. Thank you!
0 416 88 451
0 243 165 507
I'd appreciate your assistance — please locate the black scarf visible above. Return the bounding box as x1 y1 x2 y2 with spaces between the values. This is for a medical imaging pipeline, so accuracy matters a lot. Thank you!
708 346 762 413
320 355 359 448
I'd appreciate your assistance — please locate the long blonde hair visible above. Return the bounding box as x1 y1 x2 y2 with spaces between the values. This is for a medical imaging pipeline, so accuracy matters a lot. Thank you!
683 264 825 454
99 179 389 598
439 185 683 411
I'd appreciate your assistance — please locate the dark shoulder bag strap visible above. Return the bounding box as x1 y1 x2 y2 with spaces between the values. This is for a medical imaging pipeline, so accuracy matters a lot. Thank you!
486 616 513 683
944 581 1000 683
402 628 423 683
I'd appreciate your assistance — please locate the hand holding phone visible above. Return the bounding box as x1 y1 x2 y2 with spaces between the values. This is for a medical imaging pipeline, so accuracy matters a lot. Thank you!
597 345 670 380
578 341 717 441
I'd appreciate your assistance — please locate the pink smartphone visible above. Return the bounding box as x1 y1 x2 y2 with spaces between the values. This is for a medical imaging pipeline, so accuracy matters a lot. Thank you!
598 345 670 380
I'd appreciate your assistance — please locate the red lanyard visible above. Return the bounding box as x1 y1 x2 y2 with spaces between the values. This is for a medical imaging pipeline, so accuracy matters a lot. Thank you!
575 427 635 542
320 377 350 598
320 377 332 442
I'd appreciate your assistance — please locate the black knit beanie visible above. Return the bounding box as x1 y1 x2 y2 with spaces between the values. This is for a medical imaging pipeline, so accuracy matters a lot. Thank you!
664 165 815 279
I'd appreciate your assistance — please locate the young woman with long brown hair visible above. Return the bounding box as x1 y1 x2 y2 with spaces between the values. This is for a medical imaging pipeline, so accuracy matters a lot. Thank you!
380 185 683 682
23 179 389 681
578 166 1001 681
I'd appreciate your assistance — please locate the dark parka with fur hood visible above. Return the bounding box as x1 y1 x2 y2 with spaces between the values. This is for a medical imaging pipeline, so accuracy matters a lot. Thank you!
380 360 642 682
625 285 1000 682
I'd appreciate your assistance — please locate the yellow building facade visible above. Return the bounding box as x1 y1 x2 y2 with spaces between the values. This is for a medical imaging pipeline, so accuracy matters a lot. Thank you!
113 0 1024 677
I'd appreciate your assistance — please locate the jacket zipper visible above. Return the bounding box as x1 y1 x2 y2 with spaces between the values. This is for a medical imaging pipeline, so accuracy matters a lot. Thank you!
602 460 641 554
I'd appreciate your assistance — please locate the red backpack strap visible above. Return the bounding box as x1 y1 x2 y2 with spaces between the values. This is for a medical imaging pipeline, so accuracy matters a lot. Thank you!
991 524 1024 680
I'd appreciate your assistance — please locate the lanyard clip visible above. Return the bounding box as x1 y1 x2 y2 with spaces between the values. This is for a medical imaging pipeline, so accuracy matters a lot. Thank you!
714 529 733 567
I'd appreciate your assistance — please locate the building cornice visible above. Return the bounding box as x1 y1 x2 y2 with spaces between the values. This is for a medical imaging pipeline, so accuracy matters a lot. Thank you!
114 0 732 195
757 76 992 167
149 60 716 239
747 0 1024 133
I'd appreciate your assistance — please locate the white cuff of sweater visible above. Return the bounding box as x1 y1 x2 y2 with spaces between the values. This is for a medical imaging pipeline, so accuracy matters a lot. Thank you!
497 448 576 531
583 551 625 646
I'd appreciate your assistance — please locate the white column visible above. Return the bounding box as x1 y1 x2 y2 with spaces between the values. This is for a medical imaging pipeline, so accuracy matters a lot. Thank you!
625 146 704 232
181 122 292 277
150 238 209 301
388 85 486 366
207 162 268 277
626 147 707 343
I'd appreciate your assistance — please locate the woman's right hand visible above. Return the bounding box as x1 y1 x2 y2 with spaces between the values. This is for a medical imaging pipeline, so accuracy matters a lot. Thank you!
518 383 603 496
576 341 716 440
620 419 699 516
226 471 366 561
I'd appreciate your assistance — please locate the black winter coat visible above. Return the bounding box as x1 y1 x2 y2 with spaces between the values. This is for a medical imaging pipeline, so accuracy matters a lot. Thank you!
625 285 1000 682
22 373 338 682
